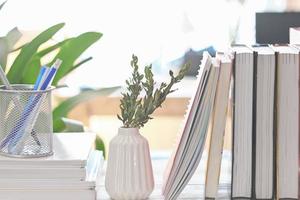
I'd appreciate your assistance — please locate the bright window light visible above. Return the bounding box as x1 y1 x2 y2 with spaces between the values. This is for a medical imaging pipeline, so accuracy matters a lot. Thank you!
0 0 285 88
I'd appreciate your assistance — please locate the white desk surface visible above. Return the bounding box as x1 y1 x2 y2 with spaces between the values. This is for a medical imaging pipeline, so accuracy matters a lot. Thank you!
96 151 231 200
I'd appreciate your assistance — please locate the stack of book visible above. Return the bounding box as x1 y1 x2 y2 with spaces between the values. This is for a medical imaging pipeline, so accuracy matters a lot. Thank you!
162 44 300 199
230 44 298 200
0 133 102 200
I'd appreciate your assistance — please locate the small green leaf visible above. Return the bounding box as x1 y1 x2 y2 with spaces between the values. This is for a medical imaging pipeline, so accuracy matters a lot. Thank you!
118 55 189 128
95 135 106 158
117 114 123 121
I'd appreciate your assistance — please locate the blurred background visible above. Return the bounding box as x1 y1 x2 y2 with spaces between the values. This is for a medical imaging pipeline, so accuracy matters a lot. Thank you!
0 0 299 156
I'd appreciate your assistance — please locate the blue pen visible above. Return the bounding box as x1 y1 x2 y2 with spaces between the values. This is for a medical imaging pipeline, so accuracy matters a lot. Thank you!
8 60 62 154
29 66 48 146
34 66 47 90
0 66 49 149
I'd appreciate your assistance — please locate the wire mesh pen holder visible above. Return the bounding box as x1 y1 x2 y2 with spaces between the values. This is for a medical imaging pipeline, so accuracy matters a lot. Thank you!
0 84 54 158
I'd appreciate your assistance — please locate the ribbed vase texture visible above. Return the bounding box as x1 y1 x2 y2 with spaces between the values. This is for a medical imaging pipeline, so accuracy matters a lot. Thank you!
105 128 154 200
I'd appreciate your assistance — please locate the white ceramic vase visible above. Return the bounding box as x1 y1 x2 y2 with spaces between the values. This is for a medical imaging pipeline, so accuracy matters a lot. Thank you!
105 127 154 200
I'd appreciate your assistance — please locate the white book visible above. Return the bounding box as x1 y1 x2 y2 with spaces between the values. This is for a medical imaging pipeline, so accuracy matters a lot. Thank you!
0 133 96 168
0 133 96 180
273 45 299 199
0 167 86 180
162 52 213 195
205 53 232 199
0 179 95 190
162 52 220 199
0 190 96 200
230 45 254 199
252 45 275 199
0 150 103 190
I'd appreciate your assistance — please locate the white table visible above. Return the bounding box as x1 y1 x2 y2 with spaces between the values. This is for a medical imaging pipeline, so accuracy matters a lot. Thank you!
96 152 231 200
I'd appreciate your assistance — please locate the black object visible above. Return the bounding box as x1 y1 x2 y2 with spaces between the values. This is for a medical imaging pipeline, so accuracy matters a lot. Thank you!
256 12 300 44
168 46 216 76
151 46 216 77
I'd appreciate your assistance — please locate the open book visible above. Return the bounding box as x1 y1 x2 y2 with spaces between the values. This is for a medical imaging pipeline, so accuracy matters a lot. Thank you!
162 52 221 199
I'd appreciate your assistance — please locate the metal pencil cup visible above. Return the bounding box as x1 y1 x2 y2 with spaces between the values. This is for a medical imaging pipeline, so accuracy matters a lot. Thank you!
0 84 54 158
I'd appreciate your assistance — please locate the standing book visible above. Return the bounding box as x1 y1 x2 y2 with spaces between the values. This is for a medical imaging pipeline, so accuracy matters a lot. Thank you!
273 45 299 199
230 45 254 199
251 45 276 199
205 52 233 199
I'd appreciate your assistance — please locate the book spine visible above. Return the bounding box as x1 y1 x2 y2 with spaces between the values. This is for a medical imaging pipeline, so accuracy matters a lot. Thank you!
252 51 258 200
298 52 300 200
231 52 236 199
273 51 279 200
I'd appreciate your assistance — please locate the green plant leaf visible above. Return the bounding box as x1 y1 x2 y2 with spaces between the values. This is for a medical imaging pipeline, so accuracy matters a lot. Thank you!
95 135 106 158
21 55 41 84
53 86 120 121
21 38 71 84
7 23 65 83
36 38 72 57
0 27 22 71
53 118 85 133
53 118 66 132
50 32 102 86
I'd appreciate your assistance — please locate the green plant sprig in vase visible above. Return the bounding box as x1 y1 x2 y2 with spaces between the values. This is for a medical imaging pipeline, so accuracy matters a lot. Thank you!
118 54 190 128
105 54 189 200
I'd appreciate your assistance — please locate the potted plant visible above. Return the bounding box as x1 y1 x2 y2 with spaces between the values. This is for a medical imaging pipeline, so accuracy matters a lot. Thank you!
105 55 189 199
